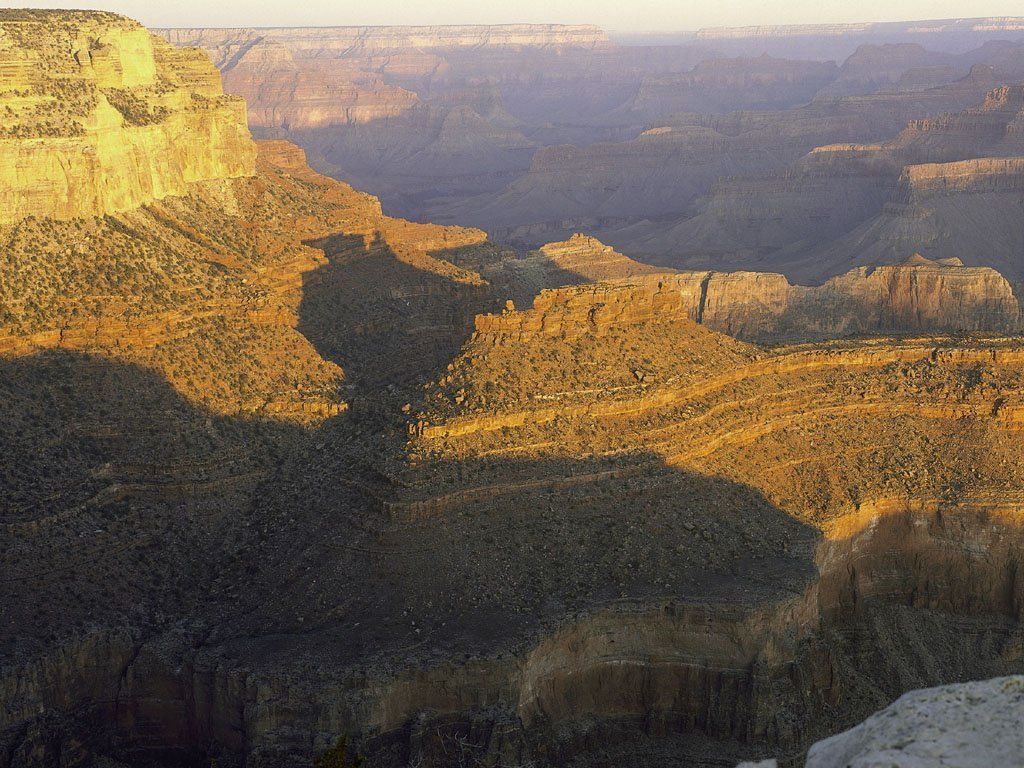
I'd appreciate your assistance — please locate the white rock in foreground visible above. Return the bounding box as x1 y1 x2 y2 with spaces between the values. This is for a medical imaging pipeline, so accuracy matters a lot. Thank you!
811 676 1024 767
738 675 1024 767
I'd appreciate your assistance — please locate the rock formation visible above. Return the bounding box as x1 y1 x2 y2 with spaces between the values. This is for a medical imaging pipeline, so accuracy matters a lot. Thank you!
155 17 1024 245
628 55 838 116
0 10 255 224
514 236 1022 341
429 66 1006 248
741 676 1024 767
632 82 1024 281
806 676 1024 767
692 17 1024 60
160 24 610 55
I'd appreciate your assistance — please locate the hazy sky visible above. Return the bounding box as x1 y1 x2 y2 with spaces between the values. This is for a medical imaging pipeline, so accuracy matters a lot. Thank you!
5 0 1024 32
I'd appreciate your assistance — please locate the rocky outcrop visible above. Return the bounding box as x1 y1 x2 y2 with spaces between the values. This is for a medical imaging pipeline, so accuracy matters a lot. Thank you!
806 676 1024 767
13 12 1024 768
787 159 1024 282
180 36 422 129
0 11 255 225
502 244 1021 342
901 156 1024 196
394 256 1024 764
632 82 1024 280
433 68 1004 248
155 24 609 131
512 233 665 287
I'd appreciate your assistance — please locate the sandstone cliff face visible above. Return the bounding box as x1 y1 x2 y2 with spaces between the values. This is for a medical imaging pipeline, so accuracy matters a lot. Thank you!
166 34 423 130
511 236 1021 341
723 255 1021 339
0 11 256 226
160 25 609 56
156 23 610 132
788 156 1024 282
12 12 1024 768
434 68 1003 248
900 156 1024 196
395 253 1024 765
513 233 665 287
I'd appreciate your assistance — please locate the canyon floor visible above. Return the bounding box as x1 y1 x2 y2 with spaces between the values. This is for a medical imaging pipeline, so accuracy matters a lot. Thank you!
4 9 1024 768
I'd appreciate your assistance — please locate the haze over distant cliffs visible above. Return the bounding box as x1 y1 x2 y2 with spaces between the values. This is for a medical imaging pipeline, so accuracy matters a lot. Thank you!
157 17 1024 284
626 82 1024 282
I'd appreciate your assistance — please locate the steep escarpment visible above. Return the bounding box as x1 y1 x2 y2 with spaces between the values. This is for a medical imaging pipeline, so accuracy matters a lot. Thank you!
217 39 421 129
371 279 1024 765
785 154 1024 281
627 55 837 116
156 24 611 134
0 10 505 694
702 254 1022 340
157 17 1024 245
433 67 1004 248
0 11 255 224
160 24 610 56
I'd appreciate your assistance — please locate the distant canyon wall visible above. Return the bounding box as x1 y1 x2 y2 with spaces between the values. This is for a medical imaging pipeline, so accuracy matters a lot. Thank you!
154 24 611 134
158 24 609 56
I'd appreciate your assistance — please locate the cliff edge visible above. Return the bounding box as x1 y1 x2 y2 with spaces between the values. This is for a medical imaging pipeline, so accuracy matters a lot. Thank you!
0 10 256 225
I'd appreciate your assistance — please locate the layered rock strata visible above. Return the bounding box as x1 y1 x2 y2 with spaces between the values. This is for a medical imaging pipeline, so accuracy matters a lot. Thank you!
640 84 1024 280
517 237 1021 341
0 11 255 224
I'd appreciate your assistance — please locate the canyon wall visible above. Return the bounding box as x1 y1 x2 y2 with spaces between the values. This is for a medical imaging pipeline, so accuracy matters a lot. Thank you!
434 66 1006 248
0 11 256 225
155 24 611 132
631 82 1024 281
512 236 1021 341
901 156 1024 196
159 24 610 55
154 16 1024 247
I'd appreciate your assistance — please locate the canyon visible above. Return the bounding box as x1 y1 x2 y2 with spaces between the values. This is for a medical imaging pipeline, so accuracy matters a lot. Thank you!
156 17 1024 275
629 81 1024 282
4 9 1024 768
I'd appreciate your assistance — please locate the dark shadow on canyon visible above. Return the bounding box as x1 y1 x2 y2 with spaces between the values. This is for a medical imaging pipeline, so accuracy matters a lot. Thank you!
6 349 1024 767
297 232 499 400
10 224 1024 766
0 348 818 767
